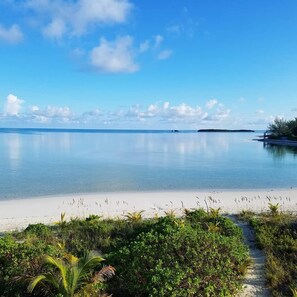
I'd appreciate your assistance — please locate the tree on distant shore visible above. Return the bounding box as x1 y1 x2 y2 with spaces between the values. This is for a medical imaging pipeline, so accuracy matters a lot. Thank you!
268 117 297 139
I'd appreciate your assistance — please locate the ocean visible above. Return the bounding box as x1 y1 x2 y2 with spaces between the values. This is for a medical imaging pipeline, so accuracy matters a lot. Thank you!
0 128 296 200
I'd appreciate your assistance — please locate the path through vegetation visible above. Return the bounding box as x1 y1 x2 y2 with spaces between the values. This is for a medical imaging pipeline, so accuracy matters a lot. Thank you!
229 216 270 297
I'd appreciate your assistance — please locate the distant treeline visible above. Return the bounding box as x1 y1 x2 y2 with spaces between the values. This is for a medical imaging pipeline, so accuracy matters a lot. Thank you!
198 129 255 132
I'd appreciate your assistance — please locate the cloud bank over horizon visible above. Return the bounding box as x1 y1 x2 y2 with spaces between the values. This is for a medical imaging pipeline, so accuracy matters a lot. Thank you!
1 93 244 129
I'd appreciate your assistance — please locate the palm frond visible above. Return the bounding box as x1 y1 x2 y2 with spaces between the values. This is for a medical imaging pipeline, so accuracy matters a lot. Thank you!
79 252 105 277
43 255 68 291
27 275 46 293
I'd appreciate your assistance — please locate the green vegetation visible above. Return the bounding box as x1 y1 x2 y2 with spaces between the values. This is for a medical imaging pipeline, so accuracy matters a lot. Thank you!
27 251 114 297
239 210 297 296
0 210 249 296
268 117 297 140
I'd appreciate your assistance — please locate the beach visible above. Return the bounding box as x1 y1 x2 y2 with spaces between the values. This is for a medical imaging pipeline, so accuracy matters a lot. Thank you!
1 188 296 232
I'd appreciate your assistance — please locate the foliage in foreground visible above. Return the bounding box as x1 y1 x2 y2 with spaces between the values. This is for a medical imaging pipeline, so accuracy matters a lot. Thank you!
0 210 249 297
108 210 249 297
240 210 297 297
27 251 114 297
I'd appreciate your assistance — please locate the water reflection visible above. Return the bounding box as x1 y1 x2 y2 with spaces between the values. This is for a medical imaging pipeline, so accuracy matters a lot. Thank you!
4 133 21 171
263 143 297 159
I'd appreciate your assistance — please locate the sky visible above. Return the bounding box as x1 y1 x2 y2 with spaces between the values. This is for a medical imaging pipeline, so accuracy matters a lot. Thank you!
0 0 297 129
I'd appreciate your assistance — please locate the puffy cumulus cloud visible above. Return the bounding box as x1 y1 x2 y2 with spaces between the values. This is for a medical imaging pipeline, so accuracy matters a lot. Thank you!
4 94 24 116
24 0 133 38
1 94 231 127
157 50 172 60
123 102 210 123
206 99 218 109
29 105 74 123
204 104 230 122
79 109 102 123
90 35 138 73
43 18 66 38
0 24 23 44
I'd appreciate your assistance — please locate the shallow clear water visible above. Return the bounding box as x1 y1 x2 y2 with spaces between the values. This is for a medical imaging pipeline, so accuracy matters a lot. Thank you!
0 129 297 200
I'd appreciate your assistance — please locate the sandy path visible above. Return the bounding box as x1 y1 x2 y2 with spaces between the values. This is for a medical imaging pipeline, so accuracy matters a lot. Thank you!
230 216 270 297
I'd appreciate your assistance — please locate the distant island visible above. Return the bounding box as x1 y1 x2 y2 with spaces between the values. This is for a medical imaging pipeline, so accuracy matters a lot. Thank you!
198 129 255 132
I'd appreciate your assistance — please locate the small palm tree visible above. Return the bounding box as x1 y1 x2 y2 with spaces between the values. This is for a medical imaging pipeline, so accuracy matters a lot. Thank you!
27 251 115 296
125 210 144 222
268 203 280 216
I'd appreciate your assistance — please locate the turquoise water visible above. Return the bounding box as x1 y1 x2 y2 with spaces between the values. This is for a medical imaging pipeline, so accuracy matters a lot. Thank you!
0 128 297 200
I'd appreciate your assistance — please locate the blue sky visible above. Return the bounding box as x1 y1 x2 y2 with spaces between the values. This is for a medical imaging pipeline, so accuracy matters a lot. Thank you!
0 0 297 129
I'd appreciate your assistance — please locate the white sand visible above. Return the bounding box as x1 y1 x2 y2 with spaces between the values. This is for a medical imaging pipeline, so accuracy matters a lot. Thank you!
0 188 296 232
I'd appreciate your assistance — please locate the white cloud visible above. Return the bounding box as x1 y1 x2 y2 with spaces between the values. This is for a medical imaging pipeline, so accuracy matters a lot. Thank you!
4 94 24 116
43 18 66 38
157 49 172 60
206 99 218 109
154 35 163 48
0 24 23 44
30 105 39 112
29 105 74 123
90 35 138 73
24 0 133 38
123 102 210 123
204 104 230 121
1 95 232 127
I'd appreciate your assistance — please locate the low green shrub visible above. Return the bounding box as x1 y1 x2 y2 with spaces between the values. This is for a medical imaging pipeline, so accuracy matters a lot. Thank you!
0 234 62 296
108 216 249 297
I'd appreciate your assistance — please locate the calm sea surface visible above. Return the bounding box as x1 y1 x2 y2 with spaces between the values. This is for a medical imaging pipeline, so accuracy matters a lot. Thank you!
1 128 297 200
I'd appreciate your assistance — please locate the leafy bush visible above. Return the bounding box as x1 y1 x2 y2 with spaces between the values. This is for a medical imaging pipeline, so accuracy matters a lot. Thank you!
0 234 62 296
108 216 249 297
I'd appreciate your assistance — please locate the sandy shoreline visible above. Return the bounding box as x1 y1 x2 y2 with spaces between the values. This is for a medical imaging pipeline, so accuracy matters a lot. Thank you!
0 189 296 232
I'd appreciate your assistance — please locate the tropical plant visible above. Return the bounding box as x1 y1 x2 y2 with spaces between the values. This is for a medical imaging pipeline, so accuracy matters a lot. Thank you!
290 286 297 297
209 207 221 218
27 251 114 296
125 210 144 222
57 212 67 228
268 203 280 216
164 209 176 218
